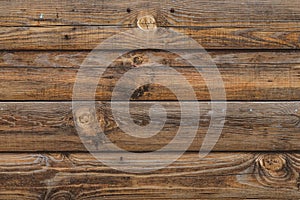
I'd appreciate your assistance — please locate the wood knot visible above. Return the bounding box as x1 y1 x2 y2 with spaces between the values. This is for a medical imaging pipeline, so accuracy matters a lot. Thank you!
137 15 157 31
260 154 285 172
74 107 96 132
133 56 144 66
78 113 92 125
255 154 299 188
46 190 74 200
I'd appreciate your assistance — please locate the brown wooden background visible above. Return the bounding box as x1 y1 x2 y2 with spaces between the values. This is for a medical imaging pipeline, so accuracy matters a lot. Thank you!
1 0 300 199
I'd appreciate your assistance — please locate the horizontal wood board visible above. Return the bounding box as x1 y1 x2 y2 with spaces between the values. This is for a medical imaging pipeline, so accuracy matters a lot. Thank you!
0 152 300 199
0 101 299 152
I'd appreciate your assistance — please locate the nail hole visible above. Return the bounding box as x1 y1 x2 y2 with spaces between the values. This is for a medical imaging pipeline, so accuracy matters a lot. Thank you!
170 8 175 13
127 8 131 13
64 35 70 40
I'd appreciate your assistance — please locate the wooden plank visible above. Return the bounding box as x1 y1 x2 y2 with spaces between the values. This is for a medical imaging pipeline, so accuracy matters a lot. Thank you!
0 152 300 199
1 0 299 26
1 50 300 68
0 24 299 50
1 0 300 50
0 50 300 100
0 101 300 152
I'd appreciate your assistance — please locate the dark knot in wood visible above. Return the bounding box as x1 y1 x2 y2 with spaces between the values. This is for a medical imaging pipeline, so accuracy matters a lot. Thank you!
133 56 144 66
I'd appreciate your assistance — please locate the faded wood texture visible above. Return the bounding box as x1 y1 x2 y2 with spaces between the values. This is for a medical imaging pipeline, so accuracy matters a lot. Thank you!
0 50 300 100
0 101 300 152
0 0 299 49
1 0 300 199
0 25 299 50
2 0 300 26
1 152 300 199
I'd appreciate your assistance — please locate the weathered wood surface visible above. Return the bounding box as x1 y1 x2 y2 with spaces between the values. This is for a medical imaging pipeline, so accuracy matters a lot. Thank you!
1 50 300 68
1 0 300 198
2 0 300 26
0 101 300 152
0 0 299 49
0 50 300 100
0 25 299 50
0 152 300 199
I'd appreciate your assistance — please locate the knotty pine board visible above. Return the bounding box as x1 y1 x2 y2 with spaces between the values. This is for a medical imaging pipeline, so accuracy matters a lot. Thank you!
0 25 299 50
1 0 300 26
0 0 299 49
0 152 300 199
0 50 300 101
0 101 299 152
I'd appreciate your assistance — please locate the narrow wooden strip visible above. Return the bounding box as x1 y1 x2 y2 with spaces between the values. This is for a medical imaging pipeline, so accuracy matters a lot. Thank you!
1 50 299 68
1 0 299 26
0 101 300 152
0 50 300 100
0 152 300 199
0 25 299 50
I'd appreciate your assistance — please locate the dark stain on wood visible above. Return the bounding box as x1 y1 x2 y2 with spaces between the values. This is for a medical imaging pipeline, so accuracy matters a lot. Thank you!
131 84 150 99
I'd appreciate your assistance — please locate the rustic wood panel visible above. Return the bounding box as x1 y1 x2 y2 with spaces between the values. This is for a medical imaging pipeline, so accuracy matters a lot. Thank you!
1 0 300 26
0 101 300 152
1 0 300 198
0 50 300 100
0 1 299 50
0 152 300 199
0 25 299 50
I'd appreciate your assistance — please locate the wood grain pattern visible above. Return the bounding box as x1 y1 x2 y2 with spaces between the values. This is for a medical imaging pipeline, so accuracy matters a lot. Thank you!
0 50 300 100
1 0 300 26
1 1 300 198
0 152 300 199
0 25 299 50
0 0 299 49
0 101 300 152
1 50 299 68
